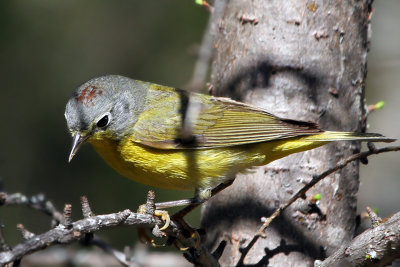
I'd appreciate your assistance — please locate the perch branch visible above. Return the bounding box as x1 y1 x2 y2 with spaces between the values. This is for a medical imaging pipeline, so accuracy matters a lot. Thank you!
0 199 218 266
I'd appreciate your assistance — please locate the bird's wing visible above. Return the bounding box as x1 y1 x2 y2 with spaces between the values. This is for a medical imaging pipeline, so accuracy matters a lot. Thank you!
132 90 323 149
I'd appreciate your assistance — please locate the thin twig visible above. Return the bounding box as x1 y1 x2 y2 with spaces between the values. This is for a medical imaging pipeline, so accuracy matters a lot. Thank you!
366 206 382 228
1 193 64 224
172 179 234 220
80 196 94 218
16 224 35 241
62 204 73 228
237 145 400 266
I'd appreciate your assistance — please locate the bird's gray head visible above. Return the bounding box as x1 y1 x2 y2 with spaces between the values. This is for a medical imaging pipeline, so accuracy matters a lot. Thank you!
65 75 147 161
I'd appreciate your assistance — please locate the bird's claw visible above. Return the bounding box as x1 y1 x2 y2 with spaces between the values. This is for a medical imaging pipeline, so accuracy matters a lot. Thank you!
137 204 170 231
154 210 170 231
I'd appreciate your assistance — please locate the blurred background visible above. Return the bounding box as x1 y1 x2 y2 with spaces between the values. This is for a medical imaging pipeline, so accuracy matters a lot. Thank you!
0 0 399 256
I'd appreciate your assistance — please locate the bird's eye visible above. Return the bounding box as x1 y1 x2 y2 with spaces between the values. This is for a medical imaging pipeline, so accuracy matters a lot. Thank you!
96 113 111 128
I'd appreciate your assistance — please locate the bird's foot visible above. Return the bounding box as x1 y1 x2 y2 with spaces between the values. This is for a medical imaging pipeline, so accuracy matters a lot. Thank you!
136 191 171 247
137 203 171 231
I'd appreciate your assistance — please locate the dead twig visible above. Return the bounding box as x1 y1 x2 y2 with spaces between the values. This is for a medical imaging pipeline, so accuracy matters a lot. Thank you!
0 193 64 225
366 206 382 228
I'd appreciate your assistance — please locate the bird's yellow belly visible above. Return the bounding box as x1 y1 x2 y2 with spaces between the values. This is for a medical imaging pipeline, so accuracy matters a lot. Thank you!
89 137 326 191
89 138 267 191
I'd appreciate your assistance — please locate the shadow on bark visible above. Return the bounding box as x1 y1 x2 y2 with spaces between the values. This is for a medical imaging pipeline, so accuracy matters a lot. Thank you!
202 197 327 264
212 58 323 103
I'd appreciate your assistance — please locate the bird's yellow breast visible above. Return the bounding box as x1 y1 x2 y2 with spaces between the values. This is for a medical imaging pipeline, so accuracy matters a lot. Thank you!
88 133 327 191
89 138 262 190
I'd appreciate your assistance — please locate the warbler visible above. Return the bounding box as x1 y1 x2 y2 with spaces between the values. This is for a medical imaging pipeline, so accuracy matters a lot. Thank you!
65 75 395 202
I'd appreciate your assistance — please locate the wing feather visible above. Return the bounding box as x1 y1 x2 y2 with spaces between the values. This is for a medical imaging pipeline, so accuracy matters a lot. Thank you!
132 87 322 149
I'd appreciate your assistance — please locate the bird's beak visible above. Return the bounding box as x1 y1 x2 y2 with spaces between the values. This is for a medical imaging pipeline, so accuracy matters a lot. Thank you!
68 132 89 162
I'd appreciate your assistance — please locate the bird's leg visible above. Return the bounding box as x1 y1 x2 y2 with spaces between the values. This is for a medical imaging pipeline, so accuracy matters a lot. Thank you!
170 179 235 250
154 187 210 210
172 179 235 219
154 178 235 210
140 179 235 236
154 198 200 209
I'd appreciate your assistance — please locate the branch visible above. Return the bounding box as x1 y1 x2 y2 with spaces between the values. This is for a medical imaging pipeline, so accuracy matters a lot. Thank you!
0 209 142 265
0 192 63 225
0 195 219 266
237 145 400 265
315 210 400 266
0 194 132 265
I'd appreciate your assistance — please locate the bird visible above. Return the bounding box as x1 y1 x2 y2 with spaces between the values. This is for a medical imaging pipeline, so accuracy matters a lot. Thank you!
65 75 395 206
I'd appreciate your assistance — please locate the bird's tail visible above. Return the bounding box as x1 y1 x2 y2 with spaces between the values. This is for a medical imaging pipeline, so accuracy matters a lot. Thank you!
303 131 396 143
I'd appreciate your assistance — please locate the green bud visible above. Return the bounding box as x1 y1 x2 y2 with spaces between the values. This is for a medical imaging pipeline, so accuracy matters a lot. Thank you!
375 101 385 110
314 193 322 201
372 208 379 215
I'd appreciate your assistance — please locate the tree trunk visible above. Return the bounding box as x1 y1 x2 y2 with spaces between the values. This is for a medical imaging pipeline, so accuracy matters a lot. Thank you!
201 1 371 265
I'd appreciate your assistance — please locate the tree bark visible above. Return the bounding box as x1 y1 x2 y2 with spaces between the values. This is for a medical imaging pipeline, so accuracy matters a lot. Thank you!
202 1 371 265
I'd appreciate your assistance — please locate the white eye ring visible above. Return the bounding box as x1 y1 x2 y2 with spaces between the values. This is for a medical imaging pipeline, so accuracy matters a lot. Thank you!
96 112 112 128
